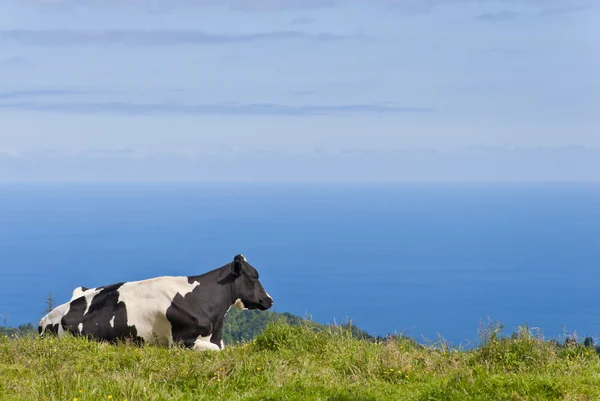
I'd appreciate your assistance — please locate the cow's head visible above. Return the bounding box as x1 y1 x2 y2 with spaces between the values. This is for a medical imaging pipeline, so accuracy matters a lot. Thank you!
229 254 273 311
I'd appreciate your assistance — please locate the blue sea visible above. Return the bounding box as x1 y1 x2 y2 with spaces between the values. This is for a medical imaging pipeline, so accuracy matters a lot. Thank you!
1 182 599 345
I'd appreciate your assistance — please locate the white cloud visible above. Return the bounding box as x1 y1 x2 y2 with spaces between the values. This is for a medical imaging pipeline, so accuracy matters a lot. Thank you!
0 147 21 158
1 145 598 181
17 0 594 12
0 29 354 47
76 148 149 159
0 57 30 68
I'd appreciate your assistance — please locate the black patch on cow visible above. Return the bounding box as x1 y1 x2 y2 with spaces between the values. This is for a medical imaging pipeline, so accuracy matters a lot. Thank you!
166 268 236 349
210 319 225 349
61 282 143 345
61 294 87 334
42 323 60 336
166 292 212 348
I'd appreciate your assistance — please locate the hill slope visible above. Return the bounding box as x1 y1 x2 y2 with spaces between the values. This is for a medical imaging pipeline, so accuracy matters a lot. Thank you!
1 321 600 400
223 308 375 344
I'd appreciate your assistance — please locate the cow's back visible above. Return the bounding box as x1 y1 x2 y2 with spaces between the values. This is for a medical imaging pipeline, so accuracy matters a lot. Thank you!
39 276 201 346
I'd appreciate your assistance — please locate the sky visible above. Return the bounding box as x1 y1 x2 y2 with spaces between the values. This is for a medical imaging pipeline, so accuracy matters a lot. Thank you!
0 0 599 182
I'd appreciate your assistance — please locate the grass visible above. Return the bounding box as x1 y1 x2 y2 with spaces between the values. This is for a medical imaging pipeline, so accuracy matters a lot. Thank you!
1 321 600 401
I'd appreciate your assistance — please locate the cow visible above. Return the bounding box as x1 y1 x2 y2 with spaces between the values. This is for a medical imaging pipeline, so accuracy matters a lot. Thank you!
38 254 273 351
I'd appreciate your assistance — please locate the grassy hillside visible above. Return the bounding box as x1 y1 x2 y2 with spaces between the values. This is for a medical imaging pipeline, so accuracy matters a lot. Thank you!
222 308 375 344
1 321 600 401
0 323 36 337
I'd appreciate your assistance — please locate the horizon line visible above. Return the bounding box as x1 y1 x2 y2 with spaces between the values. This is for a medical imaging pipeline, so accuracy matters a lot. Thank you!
0 180 599 185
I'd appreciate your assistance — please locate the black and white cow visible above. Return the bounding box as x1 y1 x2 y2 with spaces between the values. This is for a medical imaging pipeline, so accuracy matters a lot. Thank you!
38 254 273 351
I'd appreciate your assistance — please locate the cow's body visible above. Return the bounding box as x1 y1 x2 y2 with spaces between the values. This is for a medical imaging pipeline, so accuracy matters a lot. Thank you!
39 255 273 351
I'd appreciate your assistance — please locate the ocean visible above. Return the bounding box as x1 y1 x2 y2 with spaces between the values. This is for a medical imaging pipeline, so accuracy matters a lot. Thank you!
1 182 598 346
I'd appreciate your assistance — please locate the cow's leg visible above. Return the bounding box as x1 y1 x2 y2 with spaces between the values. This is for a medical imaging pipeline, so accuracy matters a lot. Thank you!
192 338 221 352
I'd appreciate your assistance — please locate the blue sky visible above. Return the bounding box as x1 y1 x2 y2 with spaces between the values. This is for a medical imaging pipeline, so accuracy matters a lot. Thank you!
0 0 598 181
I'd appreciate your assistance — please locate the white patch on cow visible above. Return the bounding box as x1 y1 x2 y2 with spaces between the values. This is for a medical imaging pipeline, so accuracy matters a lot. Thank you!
109 316 115 328
83 290 98 316
240 255 246 261
116 276 201 346
232 298 247 310
71 287 83 301
78 323 83 333
39 301 71 337
192 335 221 352
266 292 273 302
221 339 225 350
70 286 95 301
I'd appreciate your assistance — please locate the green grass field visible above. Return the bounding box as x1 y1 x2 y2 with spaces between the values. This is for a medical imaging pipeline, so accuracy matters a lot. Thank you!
1 322 599 401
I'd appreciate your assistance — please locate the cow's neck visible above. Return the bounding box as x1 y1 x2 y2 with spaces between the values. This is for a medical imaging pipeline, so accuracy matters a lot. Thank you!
192 268 237 316
188 266 239 347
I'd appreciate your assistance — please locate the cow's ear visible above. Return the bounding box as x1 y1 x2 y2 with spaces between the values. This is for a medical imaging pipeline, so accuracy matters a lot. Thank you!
232 260 243 276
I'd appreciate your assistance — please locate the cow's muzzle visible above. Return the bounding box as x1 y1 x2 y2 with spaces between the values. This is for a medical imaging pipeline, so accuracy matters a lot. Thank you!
258 295 274 310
